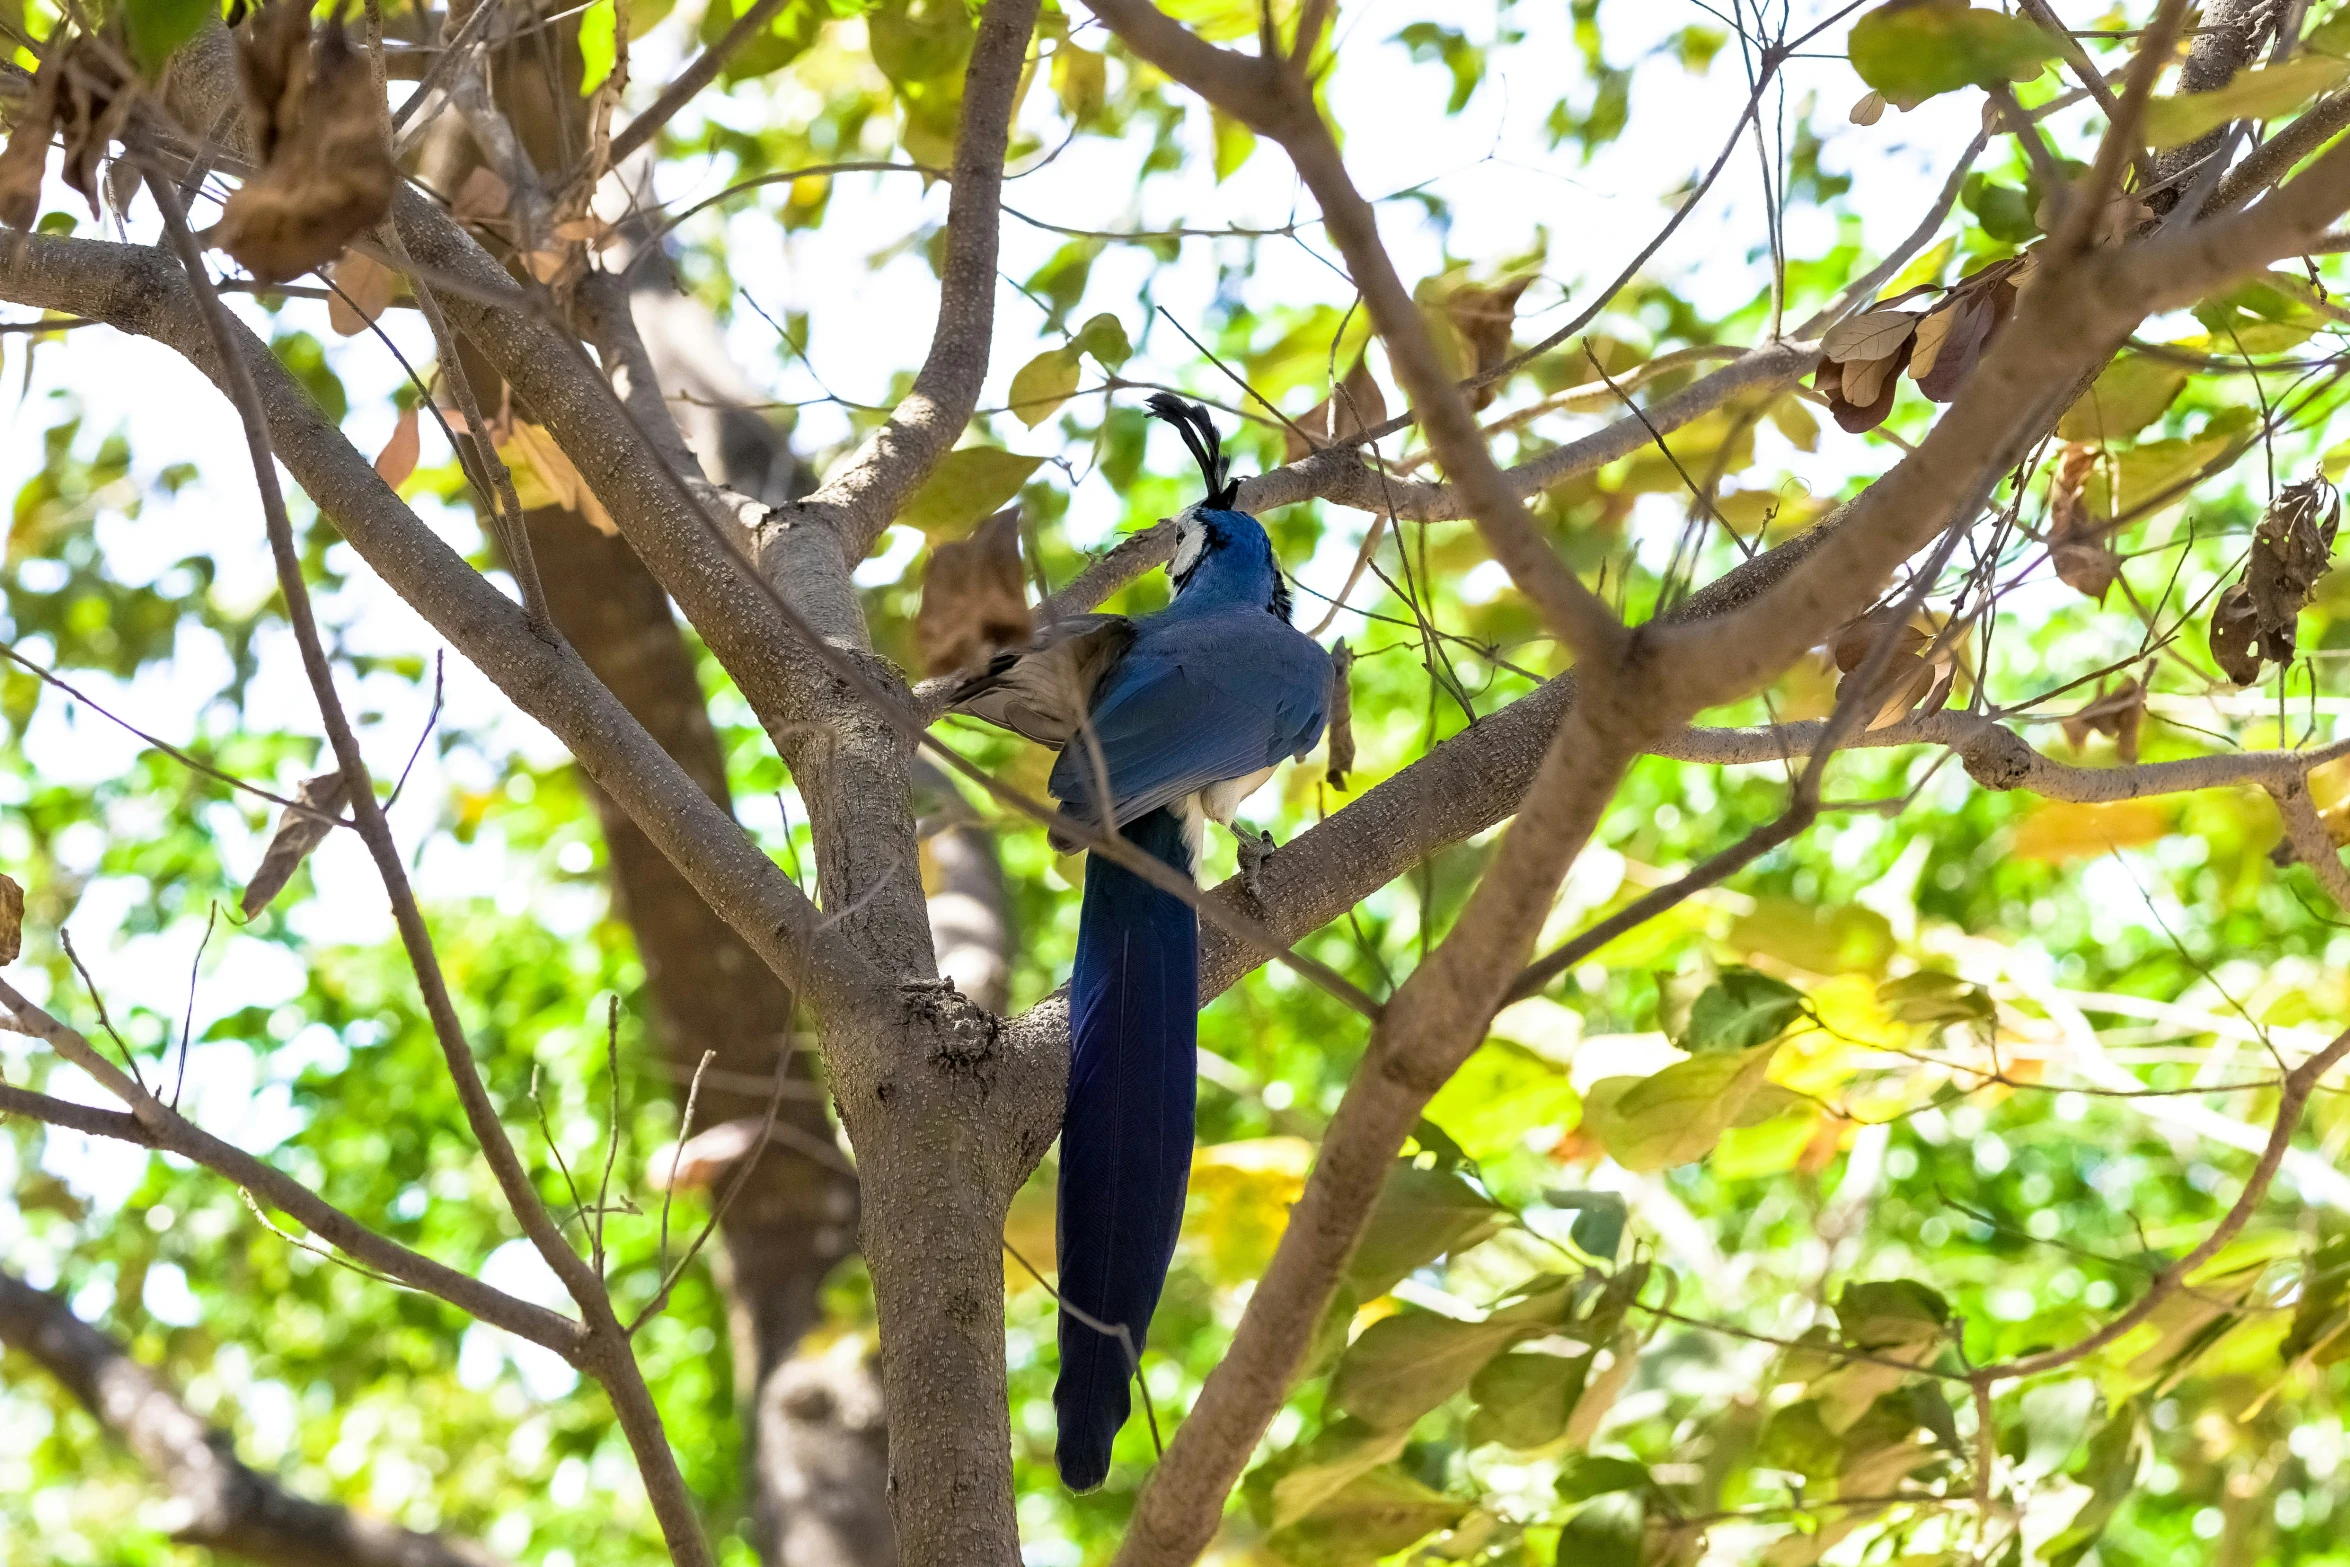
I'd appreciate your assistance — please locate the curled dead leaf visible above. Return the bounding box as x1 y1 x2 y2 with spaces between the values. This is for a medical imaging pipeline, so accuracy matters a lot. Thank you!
1815 333 1914 433
209 3 396 283
2 42 129 230
1286 355 1389 462
505 420 617 535
1326 639 1356 789
2207 476 2341 685
2046 442 2119 601
2060 678 2145 764
2209 582 2264 686
1446 275 1534 411
242 770 351 917
1820 309 1921 364
916 507 1033 677
1832 610 1954 730
326 249 396 335
0 871 21 964
450 165 512 224
373 404 420 487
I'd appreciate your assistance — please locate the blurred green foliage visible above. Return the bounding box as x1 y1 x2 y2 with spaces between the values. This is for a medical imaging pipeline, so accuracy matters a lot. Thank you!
6 3 2350 1567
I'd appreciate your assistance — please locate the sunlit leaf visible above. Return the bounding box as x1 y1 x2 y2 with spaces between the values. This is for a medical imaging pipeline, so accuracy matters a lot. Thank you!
897 446 1044 538
1848 3 2059 104
1343 1164 1508 1298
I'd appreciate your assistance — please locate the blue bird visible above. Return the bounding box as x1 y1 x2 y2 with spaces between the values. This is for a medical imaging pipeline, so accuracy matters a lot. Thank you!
949 395 1331 1490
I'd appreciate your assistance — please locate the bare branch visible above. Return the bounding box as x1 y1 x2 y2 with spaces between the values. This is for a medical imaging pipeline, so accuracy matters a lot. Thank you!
777 0 1042 560
0 980 581 1354
0 1265 510 1567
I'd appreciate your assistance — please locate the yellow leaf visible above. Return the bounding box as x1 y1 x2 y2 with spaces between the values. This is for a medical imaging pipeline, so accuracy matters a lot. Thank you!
2142 56 2350 150
1006 346 1081 428
1185 1136 1313 1283
2010 799 2170 862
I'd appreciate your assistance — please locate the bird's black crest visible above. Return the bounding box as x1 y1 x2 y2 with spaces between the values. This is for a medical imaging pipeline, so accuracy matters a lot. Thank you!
1145 394 1241 509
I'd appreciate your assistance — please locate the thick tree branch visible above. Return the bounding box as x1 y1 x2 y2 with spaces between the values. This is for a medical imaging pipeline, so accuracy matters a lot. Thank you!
0 1266 509 1567
0 230 876 1019
774 0 1041 561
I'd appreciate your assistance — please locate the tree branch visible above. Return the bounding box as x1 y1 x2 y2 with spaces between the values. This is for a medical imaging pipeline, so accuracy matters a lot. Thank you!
774 0 1041 561
0 1266 510 1567
0 981 581 1354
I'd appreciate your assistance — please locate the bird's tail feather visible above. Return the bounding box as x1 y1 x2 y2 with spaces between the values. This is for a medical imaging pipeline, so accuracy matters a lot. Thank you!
1055 805 1198 1491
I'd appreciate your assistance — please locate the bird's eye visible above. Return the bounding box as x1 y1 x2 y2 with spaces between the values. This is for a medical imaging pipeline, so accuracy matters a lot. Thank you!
1170 520 1206 581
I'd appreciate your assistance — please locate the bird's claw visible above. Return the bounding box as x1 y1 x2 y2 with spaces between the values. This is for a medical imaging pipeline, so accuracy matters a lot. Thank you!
1234 824 1276 902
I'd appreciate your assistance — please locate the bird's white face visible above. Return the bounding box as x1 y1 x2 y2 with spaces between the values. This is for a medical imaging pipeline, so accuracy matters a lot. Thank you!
1169 507 1209 586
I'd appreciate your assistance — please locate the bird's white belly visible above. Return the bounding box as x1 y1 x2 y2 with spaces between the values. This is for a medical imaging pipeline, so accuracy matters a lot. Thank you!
1177 765 1279 878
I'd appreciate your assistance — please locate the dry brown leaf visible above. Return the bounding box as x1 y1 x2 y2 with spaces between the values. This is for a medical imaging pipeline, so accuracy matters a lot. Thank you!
1821 309 1920 364
2059 678 2145 764
1446 275 1535 410
450 165 511 223
0 871 21 965
2046 442 2120 601
0 61 55 231
916 507 1033 676
34 42 129 224
1839 348 1902 410
1849 90 1886 126
2209 582 2264 686
2244 476 2341 657
374 404 420 488
506 420 617 535
1815 336 1913 434
1325 639 1356 790
649 1116 769 1192
1831 610 1952 729
326 249 396 335
1285 355 1389 463
242 770 351 917
1907 303 1958 384
209 4 396 283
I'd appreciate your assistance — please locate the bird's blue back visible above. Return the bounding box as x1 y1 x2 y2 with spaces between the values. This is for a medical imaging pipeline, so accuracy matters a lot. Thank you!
1051 506 1329 1490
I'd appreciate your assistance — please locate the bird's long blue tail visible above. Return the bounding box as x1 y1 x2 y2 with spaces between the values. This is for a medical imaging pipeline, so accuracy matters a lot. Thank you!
1055 805 1198 1492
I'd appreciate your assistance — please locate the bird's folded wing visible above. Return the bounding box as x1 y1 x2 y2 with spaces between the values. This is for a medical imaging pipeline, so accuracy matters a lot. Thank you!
945 615 1137 747
1049 651 1327 828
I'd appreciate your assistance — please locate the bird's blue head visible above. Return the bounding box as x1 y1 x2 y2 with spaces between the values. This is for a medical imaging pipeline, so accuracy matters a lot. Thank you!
1146 394 1294 623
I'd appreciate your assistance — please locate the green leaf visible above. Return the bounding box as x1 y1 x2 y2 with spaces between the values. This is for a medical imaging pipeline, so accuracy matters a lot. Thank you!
1394 22 1484 114
1344 1164 1508 1298
1266 1419 1412 1530
122 0 211 71
2043 1406 2144 1567
2285 1232 2350 1365
2056 356 2189 443
1265 1466 1468 1567
1836 1279 1951 1351
2016 1379 2099 1480
1729 899 1895 978
1425 1038 1580 1160
1328 1310 1528 1430
699 0 826 84
1467 1347 1591 1450
579 0 618 94
1678 967 1806 1053
1212 106 1258 182
2142 56 2350 150
1072 312 1132 368
1542 1190 1628 1261
1961 173 2039 244
1848 3 2059 105
897 447 1044 538
2081 405 2256 520
1556 1454 1653 1502
1881 234 1956 297
1581 1045 1779 1173
1051 42 1107 122
1006 348 1081 429
1552 1490 1644 1567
